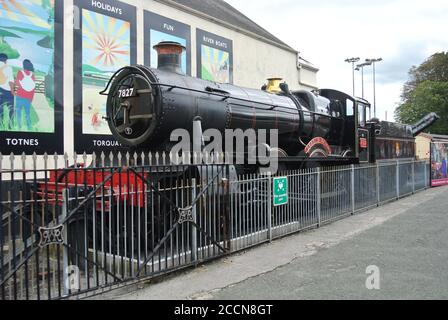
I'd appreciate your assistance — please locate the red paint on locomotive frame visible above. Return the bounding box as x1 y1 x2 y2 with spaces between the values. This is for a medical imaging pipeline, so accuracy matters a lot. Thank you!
40 168 147 209
304 137 332 155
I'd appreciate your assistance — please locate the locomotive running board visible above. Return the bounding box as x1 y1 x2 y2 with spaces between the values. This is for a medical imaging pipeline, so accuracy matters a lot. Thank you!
278 156 356 163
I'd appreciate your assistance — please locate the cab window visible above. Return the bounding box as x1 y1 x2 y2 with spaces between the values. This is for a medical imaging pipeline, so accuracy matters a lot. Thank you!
358 103 366 127
346 99 354 116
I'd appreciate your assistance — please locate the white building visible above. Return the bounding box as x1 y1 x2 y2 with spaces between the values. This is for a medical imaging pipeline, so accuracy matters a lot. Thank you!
0 0 318 163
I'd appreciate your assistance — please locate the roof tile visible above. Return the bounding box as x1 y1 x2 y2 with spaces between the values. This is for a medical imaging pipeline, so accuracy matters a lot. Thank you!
166 0 295 50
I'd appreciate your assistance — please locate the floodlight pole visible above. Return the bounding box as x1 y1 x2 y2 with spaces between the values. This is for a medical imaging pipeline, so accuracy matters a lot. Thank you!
366 58 383 118
345 57 360 97
356 61 372 99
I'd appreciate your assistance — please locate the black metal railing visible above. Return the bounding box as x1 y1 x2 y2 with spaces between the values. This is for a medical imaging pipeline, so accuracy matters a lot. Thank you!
0 152 430 300
0 152 230 300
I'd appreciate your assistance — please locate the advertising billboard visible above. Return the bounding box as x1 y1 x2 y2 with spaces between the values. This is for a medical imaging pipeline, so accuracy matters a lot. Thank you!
196 29 233 84
431 142 448 187
0 0 63 154
74 0 136 153
144 11 191 75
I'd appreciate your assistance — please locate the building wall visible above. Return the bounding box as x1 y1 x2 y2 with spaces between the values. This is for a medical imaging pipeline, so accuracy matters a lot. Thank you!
299 66 318 90
416 135 431 160
1 0 318 169
138 0 314 89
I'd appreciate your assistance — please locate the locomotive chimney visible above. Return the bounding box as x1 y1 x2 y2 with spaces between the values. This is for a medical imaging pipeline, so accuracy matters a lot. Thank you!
153 41 186 74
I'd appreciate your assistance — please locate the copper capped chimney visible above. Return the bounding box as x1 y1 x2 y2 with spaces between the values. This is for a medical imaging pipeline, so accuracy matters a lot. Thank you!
153 41 186 74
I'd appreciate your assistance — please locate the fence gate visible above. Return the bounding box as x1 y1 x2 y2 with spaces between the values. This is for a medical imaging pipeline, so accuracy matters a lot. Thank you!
0 163 231 300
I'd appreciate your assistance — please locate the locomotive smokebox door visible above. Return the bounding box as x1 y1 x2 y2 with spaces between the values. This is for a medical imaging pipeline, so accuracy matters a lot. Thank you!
106 67 158 147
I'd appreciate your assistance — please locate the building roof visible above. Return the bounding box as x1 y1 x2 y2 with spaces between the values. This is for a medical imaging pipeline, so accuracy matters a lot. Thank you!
299 56 319 72
159 0 297 52
431 134 448 142
419 133 448 142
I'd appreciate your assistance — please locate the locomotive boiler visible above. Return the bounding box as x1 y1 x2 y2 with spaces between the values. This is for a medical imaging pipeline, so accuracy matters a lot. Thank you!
103 42 365 169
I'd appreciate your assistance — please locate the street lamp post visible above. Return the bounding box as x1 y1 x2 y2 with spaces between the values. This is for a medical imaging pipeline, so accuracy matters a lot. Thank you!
345 57 360 97
355 61 372 99
365 58 383 118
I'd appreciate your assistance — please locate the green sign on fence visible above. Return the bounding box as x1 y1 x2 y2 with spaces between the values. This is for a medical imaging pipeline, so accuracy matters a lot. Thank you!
273 177 288 206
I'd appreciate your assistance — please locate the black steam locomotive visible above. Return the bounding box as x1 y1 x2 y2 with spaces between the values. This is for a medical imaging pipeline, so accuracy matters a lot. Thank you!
103 41 438 171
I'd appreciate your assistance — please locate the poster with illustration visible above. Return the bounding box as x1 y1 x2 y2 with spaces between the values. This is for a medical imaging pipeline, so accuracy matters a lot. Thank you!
431 142 448 187
74 0 136 153
197 29 233 84
0 0 63 154
144 11 191 75
81 10 131 135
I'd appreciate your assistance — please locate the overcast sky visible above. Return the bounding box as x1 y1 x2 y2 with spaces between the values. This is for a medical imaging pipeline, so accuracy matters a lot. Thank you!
225 0 448 121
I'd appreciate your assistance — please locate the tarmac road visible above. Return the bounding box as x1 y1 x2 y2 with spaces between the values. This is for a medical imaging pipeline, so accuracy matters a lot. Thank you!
211 186 448 300
107 185 448 300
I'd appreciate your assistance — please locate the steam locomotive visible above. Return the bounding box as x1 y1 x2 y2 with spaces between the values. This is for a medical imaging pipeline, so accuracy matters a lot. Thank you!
2 42 439 272
102 42 438 172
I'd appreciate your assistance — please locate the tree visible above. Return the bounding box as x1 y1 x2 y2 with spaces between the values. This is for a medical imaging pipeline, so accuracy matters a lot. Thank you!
395 52 448 135
0 28 21 60
0 28 21 44
0 42 20 60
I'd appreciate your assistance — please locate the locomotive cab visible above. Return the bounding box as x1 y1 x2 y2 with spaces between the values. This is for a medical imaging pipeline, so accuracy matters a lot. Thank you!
355 98 372 163
316 89 373 163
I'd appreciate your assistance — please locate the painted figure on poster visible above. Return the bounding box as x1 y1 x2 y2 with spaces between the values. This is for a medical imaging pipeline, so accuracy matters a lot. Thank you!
15 59 36 131
0 0 56 133
431 143 448 185
0 53 15 130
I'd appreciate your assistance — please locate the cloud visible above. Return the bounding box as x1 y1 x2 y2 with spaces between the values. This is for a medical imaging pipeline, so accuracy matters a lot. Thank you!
375 42 429 84
225 0 448 120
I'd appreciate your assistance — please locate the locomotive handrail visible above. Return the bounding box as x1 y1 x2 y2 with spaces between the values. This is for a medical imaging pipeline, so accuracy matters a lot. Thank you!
99 65 154 96
205 86 231 96
156 82 346 119
144 81 343 119
151 81 299 112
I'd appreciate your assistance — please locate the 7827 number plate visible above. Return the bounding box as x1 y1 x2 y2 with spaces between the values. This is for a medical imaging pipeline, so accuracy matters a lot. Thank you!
118 88 137 98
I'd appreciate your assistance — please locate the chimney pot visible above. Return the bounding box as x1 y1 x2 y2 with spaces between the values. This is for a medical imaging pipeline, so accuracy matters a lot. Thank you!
153 41 186 74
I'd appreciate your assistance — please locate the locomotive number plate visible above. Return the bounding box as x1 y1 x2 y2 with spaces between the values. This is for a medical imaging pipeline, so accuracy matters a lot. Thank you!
118 88 136 98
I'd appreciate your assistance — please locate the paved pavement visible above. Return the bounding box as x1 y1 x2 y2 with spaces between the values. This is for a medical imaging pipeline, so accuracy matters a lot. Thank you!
104 186 448 300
